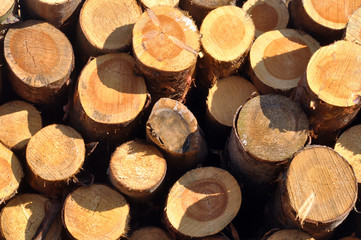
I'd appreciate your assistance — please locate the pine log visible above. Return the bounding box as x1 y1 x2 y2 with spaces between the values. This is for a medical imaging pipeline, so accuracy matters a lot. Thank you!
249 29 319 95
133 6 200 101
0 100 42 151
289 0 361 43
62 184 130 240
22 0 82 28
243 0 289 37
109 139 167 199
345 6 361 45
165 167 241 238
4 20 74 106
227 95 309 189
205 76 258 145
263 229 314 240
0 142 23 204
276 146 357 236
26 124 85 196
198 6 255 88
140 0 179 9
0 194 62 240
0 0 15 24
293 41 361 137
334 125 361 188
70 53 148 143
179 0 236 26
78 0 142 58
146 98 207 173
130 227 171 240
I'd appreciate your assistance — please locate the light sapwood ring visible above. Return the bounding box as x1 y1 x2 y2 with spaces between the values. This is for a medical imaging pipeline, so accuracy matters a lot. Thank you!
63 184 130 240
0 194 62 240
4 20 74 106
140 0 179 9
283 146 358 233
0 100 42 151
109 139 167 199
249 29 319 94
165 167 241 238
243 0 289 37
0 142 23 204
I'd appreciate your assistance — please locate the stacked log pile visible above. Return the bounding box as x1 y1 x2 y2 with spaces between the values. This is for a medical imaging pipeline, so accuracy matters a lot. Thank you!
0 0 360 239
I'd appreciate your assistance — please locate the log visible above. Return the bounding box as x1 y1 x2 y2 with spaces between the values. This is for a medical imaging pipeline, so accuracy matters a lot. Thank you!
345 6 361 45
198 6 255 88
276 146 358 236
78 0 142 58
0 194 62 240
130 227 170 240
289 0 361 43
146 98 207 173
0 100 42 151
62 184 130 240
109 139 167 199
132 6 200 101
4 20 74 106
340 238 361 240
243 0 289 37
293 40 361 137
249 29 319 95
26 124 85 196
227 94 309 189
205 76 258 145
0 142 23 204
22 0 82 28
70 53 148 143
165 167 241 238
262 229 314 240
0 0 15 24
140 0 179 9
179 0 236 26
334 125 361 189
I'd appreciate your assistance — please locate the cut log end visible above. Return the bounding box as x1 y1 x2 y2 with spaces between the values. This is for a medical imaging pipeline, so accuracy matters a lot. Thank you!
63 184 130 240
207 76 258 127
345 7 361 45
140 0 179 9
236 95 309 162
109 139 167 199
249 29 319 94
165 167 241 238
79 0 142 55
243 0 289 37
283 146 358 233
1 194 62 240
307 40 361 107
0 100 42 151
0 0 15 23
0 142 23 204
4 20 74 105
26 124 85 193
334 124 361 185
130 227 170 240
265 229 315 239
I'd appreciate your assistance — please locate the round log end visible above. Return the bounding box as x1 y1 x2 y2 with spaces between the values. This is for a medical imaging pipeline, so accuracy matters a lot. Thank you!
79 0 142 53
207 76 258 127
236 95 309 162
284 146 358 232
345 7 361 45
0 0 15 23
265 229 314 239
306 40 361 107
1 194 62 240
201 5 255 62
0 142 23 204
140 0 179 9
133 6 200 72
109 139 167 199
243 0 289 37
250 29 319 93
130 227 170 240
26 124 85 182
63 184 130 240
0 100 42 151
165 167 241 238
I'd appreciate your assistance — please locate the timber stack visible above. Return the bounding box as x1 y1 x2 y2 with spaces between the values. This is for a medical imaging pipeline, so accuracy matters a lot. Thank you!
0 0 360 240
